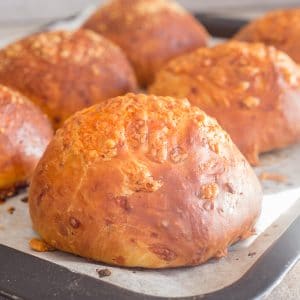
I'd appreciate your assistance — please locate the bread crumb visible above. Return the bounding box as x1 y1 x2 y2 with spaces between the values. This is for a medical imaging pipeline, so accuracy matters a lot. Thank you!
96 268 111 278
248 251 256 257
6 190 14 197
29 238 56 252
259 172 287 183
7 207 15 214
20 196 28 203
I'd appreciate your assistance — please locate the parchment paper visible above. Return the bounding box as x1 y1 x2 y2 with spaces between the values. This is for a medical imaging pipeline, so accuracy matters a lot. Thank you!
1 144 299 297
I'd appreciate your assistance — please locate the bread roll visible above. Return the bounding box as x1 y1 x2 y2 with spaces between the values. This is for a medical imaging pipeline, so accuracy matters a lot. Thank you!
0 85 52 198
149 42 300 165
83 0 209 87
29 93 262 268
234 9 300 65
0 30 137 129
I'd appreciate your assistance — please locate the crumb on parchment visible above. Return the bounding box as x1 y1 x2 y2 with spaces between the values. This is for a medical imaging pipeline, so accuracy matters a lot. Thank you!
96 268 111 278
20 196 28 203
259 172 287 183
7 207 15 214
29 238 56 252
248 251 257 257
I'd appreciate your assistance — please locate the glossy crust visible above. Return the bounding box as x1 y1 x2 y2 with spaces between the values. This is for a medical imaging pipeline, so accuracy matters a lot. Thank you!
234 9 300 64
0 85 53 198
149 42 300 165
83 0 209 87
0 30 137 128
29 93 262 268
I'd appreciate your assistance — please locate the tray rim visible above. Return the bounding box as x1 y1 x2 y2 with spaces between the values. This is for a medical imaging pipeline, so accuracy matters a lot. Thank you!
0 216 299 300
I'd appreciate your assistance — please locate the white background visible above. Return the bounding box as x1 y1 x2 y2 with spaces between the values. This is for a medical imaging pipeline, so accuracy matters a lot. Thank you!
0 0 299 23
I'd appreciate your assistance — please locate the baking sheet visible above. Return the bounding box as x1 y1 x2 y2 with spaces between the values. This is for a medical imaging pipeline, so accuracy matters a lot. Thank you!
0 7 299 298
1 144 299 298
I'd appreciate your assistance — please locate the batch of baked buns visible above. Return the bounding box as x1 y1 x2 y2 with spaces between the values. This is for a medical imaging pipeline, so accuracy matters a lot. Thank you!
1 0 300 268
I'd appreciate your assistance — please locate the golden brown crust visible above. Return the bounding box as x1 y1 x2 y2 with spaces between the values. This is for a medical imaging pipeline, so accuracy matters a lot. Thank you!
83 0 209 87
234 9 300 65
0 85 53 198
29 93 262 268
149 41 300 165
0 30 137 128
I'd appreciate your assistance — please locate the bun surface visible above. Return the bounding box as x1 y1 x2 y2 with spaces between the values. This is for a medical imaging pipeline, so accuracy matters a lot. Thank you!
83 0 209 87
29 93 262 268
0 30 137 128
0 85 52 198
149 41 300 165
234 9 300 65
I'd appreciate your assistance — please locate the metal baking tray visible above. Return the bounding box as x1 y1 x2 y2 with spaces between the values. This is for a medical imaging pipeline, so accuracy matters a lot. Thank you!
0 10 300 300
1 144 299 300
